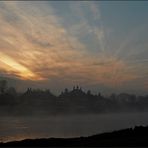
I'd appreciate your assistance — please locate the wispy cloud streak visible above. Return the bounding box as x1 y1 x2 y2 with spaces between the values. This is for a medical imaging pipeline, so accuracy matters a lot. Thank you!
0 1 145 91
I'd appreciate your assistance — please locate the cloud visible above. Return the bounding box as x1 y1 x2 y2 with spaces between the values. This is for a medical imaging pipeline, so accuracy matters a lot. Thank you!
0 1 143 90
67 1 106 54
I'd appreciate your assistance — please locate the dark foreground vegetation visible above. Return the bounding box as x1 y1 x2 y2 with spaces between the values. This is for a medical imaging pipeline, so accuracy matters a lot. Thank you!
0 80 148 115
1 125 148 147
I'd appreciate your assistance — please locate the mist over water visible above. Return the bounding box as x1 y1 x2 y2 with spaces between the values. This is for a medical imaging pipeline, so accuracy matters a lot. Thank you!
0 112 148 142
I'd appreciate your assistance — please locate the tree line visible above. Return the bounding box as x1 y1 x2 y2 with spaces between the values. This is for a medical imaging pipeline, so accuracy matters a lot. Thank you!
0 80 148 116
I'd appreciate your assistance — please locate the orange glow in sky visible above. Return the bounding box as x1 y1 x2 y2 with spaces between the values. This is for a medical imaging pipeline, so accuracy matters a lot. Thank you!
0 52 43 80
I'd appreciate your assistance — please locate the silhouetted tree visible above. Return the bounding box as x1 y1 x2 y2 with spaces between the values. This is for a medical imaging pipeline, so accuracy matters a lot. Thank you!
26 88 32 94
0 80 7 94
110 93 116 100
64 88 68 93
0 83 148 115
87 90 91 95
73 86 75 90
7 87 17 96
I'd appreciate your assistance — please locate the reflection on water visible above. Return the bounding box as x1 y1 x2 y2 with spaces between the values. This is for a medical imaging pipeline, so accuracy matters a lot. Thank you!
0 112 148 142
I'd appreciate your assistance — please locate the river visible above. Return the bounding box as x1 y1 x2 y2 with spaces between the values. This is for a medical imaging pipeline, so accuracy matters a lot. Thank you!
0 112 148 142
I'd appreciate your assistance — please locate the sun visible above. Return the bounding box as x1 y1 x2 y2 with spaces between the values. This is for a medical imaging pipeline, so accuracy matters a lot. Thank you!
0 52 44 80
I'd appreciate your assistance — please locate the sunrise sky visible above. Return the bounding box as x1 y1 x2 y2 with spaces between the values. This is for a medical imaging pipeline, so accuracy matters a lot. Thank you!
0 1 147 94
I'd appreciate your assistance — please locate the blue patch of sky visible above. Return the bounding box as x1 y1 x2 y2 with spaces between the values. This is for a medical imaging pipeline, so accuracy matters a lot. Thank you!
48 1 148 60
98 1 148 60
99 1 148 33
48 1 104 53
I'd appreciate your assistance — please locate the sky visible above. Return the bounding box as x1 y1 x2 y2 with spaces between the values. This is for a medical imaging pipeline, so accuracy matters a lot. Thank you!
0 1 147 95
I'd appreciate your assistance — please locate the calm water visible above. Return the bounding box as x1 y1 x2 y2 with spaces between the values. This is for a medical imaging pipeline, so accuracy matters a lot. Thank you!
0 112 148 142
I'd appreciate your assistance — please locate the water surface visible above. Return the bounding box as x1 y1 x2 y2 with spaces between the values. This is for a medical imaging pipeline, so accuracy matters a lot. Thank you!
0 112 148 142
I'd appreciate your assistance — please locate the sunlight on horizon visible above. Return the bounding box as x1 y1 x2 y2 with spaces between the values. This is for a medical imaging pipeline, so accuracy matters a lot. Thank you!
0 52 43 80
